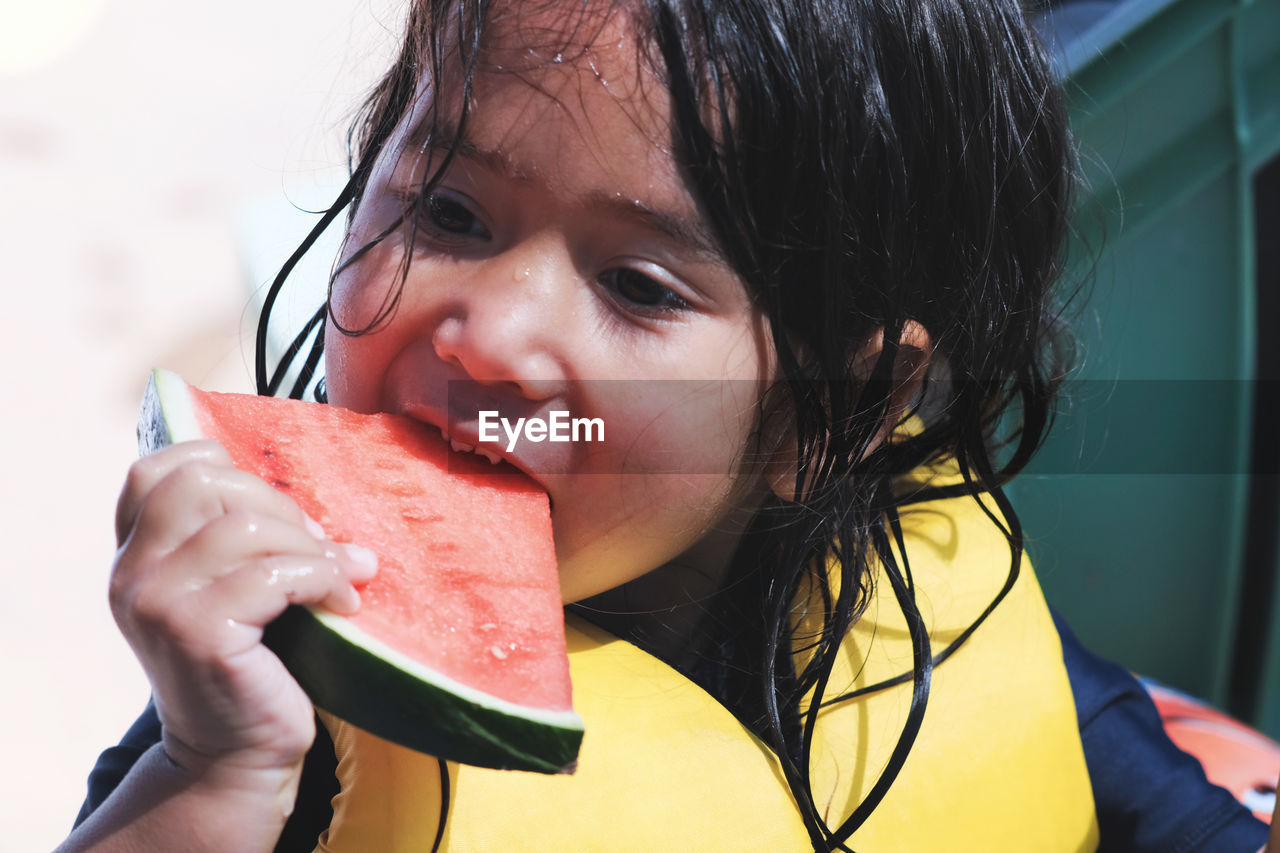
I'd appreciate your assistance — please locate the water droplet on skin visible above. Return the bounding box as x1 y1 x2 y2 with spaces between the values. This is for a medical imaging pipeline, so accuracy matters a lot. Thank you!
587 55 608 87
552 52 563 64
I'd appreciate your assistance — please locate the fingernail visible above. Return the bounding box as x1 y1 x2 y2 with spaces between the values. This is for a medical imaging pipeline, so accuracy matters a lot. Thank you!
342 583 362 613
304 516 326 539
342 543 378 574
326 582 361 616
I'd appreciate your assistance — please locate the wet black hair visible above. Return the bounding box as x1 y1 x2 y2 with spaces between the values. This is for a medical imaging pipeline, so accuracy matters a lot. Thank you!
257 1 1074 850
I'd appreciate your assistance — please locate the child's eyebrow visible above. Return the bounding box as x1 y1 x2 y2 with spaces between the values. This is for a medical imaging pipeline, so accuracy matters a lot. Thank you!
405 118 540 183
581 191 725 263
404 119 727 263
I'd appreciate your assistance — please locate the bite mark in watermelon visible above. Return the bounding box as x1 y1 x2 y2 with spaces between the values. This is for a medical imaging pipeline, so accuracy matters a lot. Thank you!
137 368 583 773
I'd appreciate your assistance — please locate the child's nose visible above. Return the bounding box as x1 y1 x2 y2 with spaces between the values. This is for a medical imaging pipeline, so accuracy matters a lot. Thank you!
428 247 571 400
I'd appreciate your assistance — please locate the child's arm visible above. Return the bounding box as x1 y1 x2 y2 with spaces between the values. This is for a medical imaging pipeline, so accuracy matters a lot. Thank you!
1054 609 1270 850
58 440 375 852
59 740 305 851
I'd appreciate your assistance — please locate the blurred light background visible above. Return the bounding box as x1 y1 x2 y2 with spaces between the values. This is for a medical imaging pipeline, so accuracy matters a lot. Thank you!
0 0 395 846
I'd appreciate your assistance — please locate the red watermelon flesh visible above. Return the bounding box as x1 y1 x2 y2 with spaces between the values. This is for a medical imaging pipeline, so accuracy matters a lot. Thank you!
138 368 582 773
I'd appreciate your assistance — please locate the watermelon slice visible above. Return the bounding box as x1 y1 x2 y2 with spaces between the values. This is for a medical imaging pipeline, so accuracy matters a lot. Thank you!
137 368 583 773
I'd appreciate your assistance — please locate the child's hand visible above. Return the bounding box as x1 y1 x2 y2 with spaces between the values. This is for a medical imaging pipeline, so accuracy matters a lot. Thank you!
109 439 377 789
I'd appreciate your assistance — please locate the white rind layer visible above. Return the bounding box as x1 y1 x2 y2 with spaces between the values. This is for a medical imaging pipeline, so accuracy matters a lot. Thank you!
138 368 203 454
310 607 583 731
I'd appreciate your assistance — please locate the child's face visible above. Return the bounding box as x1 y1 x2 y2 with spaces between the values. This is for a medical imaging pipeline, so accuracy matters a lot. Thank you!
325 4 777 603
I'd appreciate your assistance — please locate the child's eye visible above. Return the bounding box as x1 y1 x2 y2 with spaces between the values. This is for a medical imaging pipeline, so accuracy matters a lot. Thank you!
408 190 491 241
599 268 691 316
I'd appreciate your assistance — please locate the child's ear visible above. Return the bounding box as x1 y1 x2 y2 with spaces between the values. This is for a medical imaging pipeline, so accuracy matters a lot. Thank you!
853 320 934 452
765 321 933 502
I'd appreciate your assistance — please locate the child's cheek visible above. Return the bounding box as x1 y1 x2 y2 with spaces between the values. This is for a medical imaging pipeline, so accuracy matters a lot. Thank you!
329 236 403 333
324 251 405 413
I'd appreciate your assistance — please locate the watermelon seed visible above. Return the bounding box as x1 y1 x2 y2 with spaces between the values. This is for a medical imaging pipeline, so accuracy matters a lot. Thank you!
489 645 509 660
271 479 292 489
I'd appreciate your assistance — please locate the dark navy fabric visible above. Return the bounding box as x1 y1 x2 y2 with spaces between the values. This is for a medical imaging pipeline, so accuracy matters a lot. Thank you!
73 701 337 853
1053 609 1269 852
73 701 161 829
76 616 1272 851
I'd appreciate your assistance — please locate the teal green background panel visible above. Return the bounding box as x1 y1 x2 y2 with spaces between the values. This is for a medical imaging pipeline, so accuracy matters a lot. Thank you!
1012 170 1250 707
1009 0 1280 733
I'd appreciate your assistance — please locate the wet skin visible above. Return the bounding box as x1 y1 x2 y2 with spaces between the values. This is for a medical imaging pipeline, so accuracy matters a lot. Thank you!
325 5 780 606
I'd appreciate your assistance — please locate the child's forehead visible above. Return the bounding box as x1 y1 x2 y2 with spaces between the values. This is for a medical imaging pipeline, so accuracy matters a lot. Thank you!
479 0 642 64
461 2 661 123
396 4 681 194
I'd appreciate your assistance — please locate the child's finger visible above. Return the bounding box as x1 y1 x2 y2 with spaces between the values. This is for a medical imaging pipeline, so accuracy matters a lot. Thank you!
114 515 374 645
162 513 378 597
165 511 345 581
339 542 379 582
115 440 231 543
124 457 325 556
144 553 368 668
120 550 365 701
196 554 366 633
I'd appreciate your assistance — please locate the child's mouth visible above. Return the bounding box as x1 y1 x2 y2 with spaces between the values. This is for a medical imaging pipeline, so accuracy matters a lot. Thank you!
443 432 503 465
397 403 552 499
436 424 551 509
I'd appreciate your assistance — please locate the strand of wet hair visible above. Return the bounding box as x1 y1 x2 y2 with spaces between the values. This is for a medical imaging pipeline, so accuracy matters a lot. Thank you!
430 757 450 853
256 173 359 397
819 386 1037 707
825 507 933 850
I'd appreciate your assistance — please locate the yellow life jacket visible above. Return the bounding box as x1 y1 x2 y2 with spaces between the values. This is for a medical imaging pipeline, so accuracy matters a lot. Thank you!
314 477 1099 852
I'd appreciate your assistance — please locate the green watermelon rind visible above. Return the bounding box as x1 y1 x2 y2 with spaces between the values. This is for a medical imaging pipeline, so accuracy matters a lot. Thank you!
137 368 584 774
263 605 583 773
